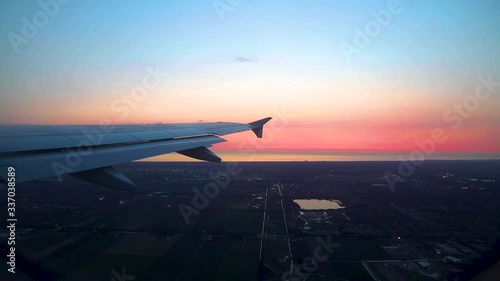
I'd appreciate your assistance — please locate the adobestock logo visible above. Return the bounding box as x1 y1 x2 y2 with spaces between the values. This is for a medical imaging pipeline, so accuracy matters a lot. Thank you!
50 65 168 181
178 107 295 225
384 74 499 192
340 0 406 63
213 0 244 21
7 0 70 54
282 235 340 281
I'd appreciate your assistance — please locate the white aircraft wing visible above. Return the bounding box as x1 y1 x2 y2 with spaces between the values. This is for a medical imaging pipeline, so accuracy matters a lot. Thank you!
0 117 272 190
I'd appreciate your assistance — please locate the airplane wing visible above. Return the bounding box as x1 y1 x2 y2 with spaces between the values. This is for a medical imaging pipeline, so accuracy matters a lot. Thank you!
0 117 272 190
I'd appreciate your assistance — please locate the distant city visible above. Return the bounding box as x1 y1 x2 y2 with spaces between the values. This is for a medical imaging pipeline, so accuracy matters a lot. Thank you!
1 161 499 281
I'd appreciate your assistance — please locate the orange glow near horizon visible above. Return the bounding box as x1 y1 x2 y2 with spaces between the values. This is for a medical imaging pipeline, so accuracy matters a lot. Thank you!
2 93 499 159
2 65 499 159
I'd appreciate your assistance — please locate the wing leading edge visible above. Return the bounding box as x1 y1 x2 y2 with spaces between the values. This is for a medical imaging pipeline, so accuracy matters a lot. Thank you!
0 117 272 190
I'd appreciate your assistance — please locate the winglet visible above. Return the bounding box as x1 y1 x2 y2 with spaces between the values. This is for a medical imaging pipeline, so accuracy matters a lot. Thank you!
248 117 272 138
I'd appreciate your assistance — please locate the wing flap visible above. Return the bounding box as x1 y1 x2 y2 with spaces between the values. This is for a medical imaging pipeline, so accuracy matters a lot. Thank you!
123 130 177 141
166 128 207 137
66 132 140 147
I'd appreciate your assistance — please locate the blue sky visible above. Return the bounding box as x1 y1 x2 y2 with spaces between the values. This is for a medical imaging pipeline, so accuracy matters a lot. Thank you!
2 0 499 86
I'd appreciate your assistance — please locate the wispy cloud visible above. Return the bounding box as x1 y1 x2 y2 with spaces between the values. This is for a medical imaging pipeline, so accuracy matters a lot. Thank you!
234 56 258 63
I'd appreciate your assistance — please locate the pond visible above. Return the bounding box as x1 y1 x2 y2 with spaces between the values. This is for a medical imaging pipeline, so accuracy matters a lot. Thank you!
293 199 345 210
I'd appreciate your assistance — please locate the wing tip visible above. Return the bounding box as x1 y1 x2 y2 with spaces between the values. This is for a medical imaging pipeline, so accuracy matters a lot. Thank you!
248 117 272 138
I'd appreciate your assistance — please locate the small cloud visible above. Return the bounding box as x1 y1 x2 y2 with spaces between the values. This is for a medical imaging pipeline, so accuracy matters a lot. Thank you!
235 56 258 63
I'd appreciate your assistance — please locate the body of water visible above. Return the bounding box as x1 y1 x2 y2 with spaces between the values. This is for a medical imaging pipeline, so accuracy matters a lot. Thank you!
294 199 345 210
